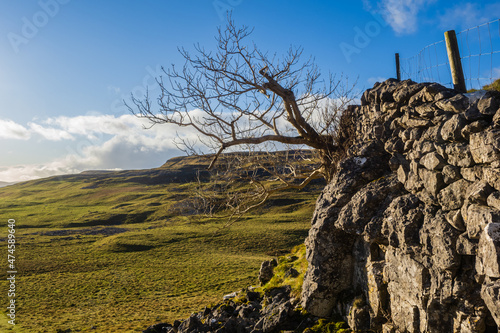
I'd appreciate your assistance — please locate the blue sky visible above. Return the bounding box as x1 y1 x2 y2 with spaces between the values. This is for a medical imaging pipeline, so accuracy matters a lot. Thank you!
0 0 499 182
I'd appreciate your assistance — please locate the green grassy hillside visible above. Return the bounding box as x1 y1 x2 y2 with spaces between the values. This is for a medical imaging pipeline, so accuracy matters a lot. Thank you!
0 155 322 332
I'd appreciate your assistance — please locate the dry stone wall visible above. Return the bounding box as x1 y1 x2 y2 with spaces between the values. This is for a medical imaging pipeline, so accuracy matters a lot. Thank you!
301 79 500 333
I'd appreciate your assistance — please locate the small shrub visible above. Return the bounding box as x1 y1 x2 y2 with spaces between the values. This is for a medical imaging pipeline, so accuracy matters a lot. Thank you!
306 318 350 333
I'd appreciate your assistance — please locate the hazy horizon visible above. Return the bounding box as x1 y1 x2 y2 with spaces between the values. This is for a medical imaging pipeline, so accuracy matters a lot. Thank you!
1 0 499 182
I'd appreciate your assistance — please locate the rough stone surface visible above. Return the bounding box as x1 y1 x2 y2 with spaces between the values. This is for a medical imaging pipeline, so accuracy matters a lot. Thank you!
488 191 500 210
467 205 500 239
437 179 471 211
470 130 500 164
477 90 500 116
436 93 469 113
301 80 500 333
476 223 500 278
442 164 461 184
143 286 319 333
144 80 500 333
420 151 445 170
258 259 277 285
481 280 500 327
441 114 466 141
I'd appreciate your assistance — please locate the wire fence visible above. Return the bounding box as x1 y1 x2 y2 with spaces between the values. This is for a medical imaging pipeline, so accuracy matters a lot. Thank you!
399 19 500 91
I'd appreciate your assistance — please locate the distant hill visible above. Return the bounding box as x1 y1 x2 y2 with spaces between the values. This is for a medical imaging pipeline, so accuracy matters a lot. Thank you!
0 151 322 229
0 181 15 188
0 151 322 332
18 154 215 190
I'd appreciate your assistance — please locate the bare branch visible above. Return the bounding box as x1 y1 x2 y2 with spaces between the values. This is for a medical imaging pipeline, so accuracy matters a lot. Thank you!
130 15 358 221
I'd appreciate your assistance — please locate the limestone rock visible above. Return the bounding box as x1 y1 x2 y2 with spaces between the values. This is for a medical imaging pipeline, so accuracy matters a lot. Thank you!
383 247 429 333
142 79 500 333
445 143 474 167
456 232 477 255
420 151 446 170
470 130 500 164
483 168 500 191
481 280 500 327
467 180 494 205
494 107 500 126
393 81 426 104
298 80 500 332
441 114 466 141
487 191 500 210
435 94 469 113
464 105 485 121
445 209 465 231
418 168 444 196
384 137 404 154
258 259 277 285
419 212 461 271
336 175 402 235
442 164 461 184
366 260 388 319
461 120 489 140
466 205 500 239
177 314 202 333
460 167 477 181
437 179 471 211
476 223 500 278
382 194 424 249
477 90 500 116
259 299 292 333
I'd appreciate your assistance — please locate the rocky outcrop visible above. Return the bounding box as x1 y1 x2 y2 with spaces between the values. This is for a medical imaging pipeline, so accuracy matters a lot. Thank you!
143 286 318 333
301 79 500 332
258 259 278 285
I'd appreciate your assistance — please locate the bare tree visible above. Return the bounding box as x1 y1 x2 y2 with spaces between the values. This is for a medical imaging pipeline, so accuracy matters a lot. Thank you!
131 17 356 219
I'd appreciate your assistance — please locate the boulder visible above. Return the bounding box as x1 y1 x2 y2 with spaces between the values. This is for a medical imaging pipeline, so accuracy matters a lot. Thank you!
435 94 469 113
477 90 500 116
476 223 500 278
258 259 277 285
470 130 500 164
420 151 446 170
442 165 461 184
441 114 466 141
466 204 500 239
487 191 500 210
481 280 500 327
300 80 500 332
437 179 471 211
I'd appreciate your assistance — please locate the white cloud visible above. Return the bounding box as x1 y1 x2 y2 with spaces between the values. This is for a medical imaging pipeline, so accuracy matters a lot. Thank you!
439 3 500 30
0 162 80 183
366 0 435 35
0 113 202 183
28 122 75 141
0 119 31 140
44 114 134 137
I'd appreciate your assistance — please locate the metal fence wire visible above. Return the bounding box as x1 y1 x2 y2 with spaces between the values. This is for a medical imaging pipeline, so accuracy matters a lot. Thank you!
400 19 500 91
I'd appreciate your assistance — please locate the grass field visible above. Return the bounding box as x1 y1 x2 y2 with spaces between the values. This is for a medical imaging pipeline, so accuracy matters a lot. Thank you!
0 159 321 332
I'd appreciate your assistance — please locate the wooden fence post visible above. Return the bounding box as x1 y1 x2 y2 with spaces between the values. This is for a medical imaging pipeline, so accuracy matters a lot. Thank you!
395 53 401 81
444 30 466 93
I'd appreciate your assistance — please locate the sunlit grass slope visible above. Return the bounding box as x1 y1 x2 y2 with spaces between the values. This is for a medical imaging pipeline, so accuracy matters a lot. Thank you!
0 155 322 332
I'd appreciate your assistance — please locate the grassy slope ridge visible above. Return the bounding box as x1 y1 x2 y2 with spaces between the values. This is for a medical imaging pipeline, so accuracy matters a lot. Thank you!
0 154 323 332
